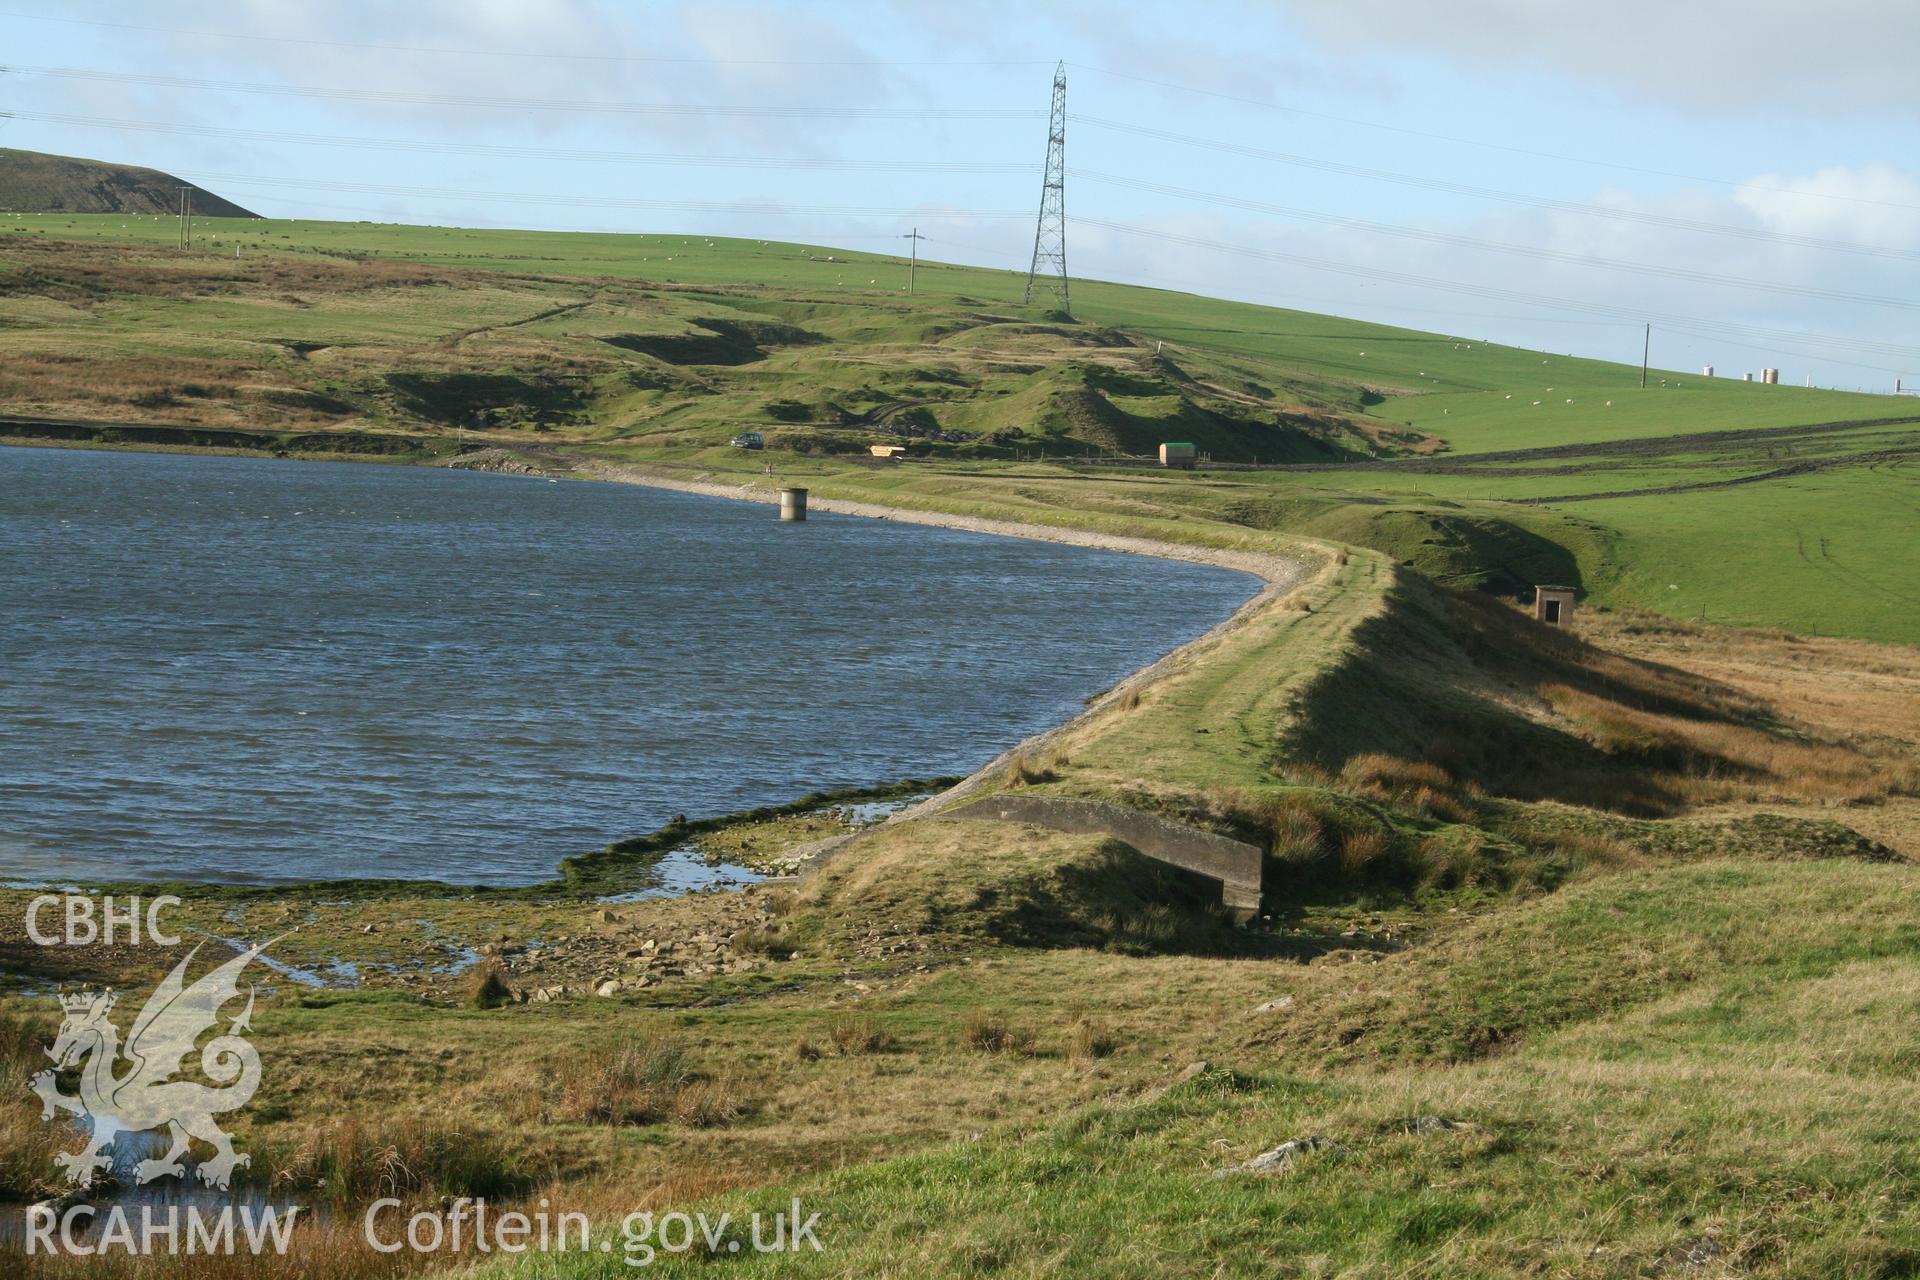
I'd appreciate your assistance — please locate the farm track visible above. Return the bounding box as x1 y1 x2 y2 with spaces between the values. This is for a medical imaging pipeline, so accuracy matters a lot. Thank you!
441 297 595 348
1517 446 1920 505
1277 412 1920 476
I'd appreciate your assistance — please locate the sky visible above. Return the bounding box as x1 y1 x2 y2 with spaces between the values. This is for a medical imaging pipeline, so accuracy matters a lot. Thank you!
2 0 1917 391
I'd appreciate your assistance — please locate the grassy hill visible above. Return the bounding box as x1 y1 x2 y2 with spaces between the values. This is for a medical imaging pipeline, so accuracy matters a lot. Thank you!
1 213 1914 643
0 148 258 218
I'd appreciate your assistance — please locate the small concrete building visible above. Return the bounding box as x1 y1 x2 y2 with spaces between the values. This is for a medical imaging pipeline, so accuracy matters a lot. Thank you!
1533 585 1577 626
1159 442 1197 470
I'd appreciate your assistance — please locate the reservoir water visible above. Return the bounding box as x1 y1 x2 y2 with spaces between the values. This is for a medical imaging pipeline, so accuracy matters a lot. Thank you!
0 446 1257 885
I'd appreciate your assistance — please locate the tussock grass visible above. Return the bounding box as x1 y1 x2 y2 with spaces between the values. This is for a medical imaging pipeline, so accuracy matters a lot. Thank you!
1067 1017 1117 1064
826 1012 892 1056
1542 680 1919 804
545 1036 749 1131
0 1008 66 1200
959 1009 1036 1055
1002 751 1065 787
670 1076 747 1128
552 1036 694 1127
465 964 513 1010
267 1114 535 1206
729 923 793 959
1286 573 1916 819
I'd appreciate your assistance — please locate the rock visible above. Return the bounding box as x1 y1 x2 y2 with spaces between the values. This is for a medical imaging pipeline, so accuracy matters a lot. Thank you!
595 979 621 997
1214 1136 1346 1177
1174 1060 1210 1085
1666 1236 1726 1269
1401 1115 1461 1133
1252 996 1294 1014
599 909 620 923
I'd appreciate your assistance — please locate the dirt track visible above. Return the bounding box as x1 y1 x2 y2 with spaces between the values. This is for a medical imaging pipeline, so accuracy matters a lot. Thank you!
1276 412 1920 477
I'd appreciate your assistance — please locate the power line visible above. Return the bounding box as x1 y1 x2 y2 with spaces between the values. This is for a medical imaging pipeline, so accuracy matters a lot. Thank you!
0 3 1890 230
1069 62 1920 213
1076 169 1920 312
0 65 1041 121
3 110 1035 174
0 9 1050 68
1074 115 1920 262
18 100 1909 273
1075 216 1920 366
169 169 1030 222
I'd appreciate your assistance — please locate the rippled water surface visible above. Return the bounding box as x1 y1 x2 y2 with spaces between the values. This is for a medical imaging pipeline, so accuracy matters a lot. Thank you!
0 447 1256 884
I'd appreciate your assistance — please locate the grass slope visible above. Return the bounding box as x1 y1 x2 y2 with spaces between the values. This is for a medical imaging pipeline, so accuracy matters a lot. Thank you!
0 148 258 218
537 858 1920 1279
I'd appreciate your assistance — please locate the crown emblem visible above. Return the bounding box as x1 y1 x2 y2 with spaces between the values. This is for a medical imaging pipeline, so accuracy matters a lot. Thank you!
58 988 114 1015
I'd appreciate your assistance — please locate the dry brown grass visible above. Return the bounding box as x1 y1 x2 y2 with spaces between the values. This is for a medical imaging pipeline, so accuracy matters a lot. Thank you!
1541 682 1920 805
1067 1017 1117 1064
0 236 457 303
1339 753 1480 823
0 1008 67 1200
827 1011 892 1055
1338 828 1391 877
670 1075 748 1128
1584 609 1920 752
729 923 793 958
266 1113 535 1205
959 1008 1037 1055
1002 751 1065 787
1267 795 1327 860
552 1035 694 1126
465 963 513 1010
547 1035 749 1130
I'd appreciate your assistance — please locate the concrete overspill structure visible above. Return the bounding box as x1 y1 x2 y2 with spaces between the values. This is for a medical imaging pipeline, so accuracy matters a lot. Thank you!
1534 585 1577 626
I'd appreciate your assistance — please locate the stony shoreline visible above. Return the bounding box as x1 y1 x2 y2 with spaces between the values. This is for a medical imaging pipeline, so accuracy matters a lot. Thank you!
572 458 1313 589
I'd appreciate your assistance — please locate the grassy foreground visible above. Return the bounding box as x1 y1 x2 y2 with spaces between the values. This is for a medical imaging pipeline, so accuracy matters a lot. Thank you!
4 538 1916 1277
2 219 1918 1276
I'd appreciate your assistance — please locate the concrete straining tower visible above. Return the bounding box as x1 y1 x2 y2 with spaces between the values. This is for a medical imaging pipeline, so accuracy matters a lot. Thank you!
1023 61 1070 314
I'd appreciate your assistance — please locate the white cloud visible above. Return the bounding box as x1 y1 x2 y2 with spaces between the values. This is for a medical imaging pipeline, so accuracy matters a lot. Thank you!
1733 165 1920 246
1065 163 1920 386
1278 0 1920 112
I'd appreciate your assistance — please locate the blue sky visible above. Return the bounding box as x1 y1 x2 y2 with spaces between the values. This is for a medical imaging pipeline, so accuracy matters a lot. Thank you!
3 0 1917 389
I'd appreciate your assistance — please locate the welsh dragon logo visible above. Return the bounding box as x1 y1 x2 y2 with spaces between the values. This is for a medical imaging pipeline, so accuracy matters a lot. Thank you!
30 941 272 1191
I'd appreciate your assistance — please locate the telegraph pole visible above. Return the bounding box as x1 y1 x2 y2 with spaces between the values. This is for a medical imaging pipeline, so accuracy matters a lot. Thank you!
1023 61 1069 313
901 227 925 294
177 186 193 250
1640 322 1650 388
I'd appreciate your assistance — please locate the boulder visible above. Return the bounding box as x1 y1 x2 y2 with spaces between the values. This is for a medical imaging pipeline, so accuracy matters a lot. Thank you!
1214 1136 1347 1177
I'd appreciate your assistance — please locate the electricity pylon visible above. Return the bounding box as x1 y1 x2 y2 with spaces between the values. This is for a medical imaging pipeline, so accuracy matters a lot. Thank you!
1023 61 1069 314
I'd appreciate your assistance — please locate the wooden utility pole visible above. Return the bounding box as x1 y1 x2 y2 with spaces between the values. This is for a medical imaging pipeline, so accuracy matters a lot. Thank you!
901 227 925 294
1640 323 1650 388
